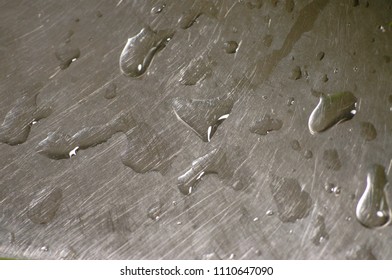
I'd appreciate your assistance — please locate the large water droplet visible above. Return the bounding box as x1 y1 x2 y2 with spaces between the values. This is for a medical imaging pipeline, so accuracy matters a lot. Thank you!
356 164 391 228
172 94 234 142
119 27 174 77
308 91 357 134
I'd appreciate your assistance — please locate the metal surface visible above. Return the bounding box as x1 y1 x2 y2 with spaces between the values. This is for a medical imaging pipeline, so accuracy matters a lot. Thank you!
0 0 391 259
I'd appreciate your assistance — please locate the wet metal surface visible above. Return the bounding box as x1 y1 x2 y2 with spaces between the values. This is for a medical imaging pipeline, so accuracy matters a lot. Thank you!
0 0 392 259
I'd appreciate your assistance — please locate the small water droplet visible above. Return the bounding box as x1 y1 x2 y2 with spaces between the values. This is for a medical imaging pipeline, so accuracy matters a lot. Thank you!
40 246 49 252
250 114 283 135
324 183 334 193
345 216 352 221
27 188 63 225
308 91 357 134
333 68 338 73
287 97 295 106
263 34 273 47
177 148 228 195
253 217 259 222
151 4 166 14
266 210 274 216
55 45 80 69
332 185 341 196
317 51 325 61
177 221 182 225
285 0 295 12
356 164 391 228
290 139 301 151
379 25 386 32
360 122 377 141
289 66 302 80
224 41 238 54
323 149 342 171
304 150 313 159
147 202 162 221
270 177 313 222
104 83 117 99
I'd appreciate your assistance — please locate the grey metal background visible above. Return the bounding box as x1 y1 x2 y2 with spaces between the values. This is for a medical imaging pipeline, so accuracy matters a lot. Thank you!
0 0 391 259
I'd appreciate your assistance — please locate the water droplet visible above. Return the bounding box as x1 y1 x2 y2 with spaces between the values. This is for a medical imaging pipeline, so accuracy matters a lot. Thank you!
285 0 295 13
253 217 259 222
60 247 76 259
177 148 227 195
266 210 274 216
360 122 377 141
119 27 174 77
104 83 117 99
180 57 214 85
345 216 352 221
178 2 218 29
287 97 295 106
308 91 357 134
356 164 391 228
324 182 334 193
0 83 52 145
40 246 49 252
246 0 263 9
323 149 342 171
172 94 234 142
317 51 325 61
55 45 80 69
263 34 273 47
176 221 182 225
151 4 166 14
147 202 162 221
289 66 302 80
290 140 301 151
224 41 238 54
304 150 313 159
27 188 63 225
332 185 341 196
270 177 312 222
249 115 283 135
379 25 386 32
311 215 329 246
353 66 359 72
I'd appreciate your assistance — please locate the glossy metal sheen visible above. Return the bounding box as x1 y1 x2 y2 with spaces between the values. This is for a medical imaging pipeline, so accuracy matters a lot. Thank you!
0 0 391 259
